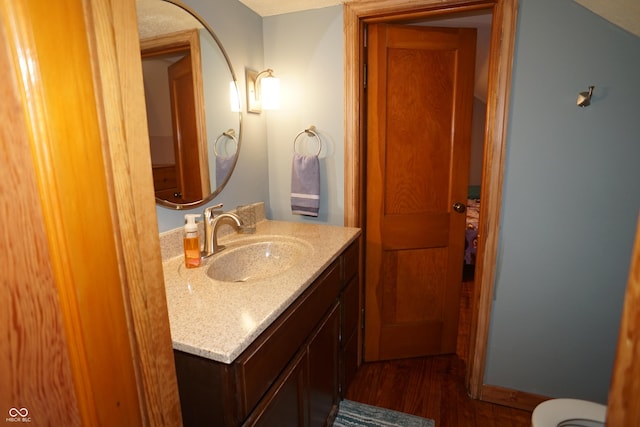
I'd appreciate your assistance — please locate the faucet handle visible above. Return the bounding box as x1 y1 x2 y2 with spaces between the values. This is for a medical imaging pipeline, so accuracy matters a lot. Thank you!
204 203 224 218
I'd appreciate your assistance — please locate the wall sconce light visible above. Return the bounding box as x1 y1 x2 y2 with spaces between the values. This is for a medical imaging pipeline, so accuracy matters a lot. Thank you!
246 68 280 113
576 85 595 107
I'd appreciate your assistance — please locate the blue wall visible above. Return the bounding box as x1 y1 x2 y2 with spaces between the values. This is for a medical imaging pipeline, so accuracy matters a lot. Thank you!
155 0 271 232
484 0 640 403
263 8 345 225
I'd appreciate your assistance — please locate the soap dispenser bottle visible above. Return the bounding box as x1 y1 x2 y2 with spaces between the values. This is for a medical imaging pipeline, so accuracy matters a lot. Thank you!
184 214 202 268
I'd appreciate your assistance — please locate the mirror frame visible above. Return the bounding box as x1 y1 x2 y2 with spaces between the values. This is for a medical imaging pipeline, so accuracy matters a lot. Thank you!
140 0 242 210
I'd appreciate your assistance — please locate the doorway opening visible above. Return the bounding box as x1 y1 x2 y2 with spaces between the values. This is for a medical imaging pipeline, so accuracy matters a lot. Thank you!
343 0 517 399
141 29 209 204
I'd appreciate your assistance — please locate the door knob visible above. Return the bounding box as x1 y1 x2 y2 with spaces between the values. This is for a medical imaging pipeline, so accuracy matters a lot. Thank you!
453 202 466 213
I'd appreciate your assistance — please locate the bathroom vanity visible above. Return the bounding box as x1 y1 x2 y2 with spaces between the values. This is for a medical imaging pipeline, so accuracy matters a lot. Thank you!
160 220 361 426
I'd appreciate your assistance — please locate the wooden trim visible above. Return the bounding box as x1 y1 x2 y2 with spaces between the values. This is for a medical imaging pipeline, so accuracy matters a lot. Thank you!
343 3 363 229
343 0 518 400
481 384 549 412
2 0 182 424
467 0 518 399
87 0 183 425
607 215 640 427
2 0 142 424
0 4 81 424
140 28 199 55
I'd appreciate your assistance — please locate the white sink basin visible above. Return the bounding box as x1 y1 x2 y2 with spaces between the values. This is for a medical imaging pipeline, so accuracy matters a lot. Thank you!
206 236 311 283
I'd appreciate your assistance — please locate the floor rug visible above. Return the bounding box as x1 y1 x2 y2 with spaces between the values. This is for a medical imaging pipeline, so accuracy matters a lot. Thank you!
332 399 435 427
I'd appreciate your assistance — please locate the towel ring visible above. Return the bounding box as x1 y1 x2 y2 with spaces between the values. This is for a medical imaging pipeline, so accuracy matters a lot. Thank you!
213 129 238 157
293 125 322 157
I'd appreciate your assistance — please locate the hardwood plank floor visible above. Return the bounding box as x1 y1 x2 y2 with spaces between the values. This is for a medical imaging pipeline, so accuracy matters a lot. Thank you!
344 279 533 427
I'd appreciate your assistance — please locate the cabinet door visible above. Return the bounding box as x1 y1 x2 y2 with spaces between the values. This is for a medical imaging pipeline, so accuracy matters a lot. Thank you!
308 304 340 426
340 239 361 397
246 351 308 427
341 276 360 395
236 262 340 420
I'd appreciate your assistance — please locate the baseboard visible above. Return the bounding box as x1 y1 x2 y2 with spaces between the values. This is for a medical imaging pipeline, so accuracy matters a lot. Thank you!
481 384 550 411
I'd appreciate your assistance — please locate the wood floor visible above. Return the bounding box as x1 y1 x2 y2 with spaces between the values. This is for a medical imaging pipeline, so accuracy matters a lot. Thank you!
344 279 533 427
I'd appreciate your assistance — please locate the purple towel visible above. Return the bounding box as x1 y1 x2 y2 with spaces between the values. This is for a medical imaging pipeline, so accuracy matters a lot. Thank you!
216 155 234 187
291 153 320 217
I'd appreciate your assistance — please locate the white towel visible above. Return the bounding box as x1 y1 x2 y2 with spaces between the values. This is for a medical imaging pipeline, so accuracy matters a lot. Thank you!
291 153 320 217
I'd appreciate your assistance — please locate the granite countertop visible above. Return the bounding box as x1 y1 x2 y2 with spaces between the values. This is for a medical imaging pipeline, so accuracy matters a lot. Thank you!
161 219 360 364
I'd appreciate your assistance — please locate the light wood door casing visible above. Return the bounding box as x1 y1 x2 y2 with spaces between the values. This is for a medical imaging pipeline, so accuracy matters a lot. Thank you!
365 24 476 361
1 0 182 424
607 215 640 427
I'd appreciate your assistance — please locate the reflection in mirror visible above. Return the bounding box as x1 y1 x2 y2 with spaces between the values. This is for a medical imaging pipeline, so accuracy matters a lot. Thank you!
137 0 242 209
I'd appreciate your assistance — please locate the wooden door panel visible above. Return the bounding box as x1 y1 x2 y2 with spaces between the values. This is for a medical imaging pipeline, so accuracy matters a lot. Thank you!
377 247 460 359
380 324 443 360
381 249 447 323
169 53 203 203
376 247 460 359
383 213 449 250
385 49 454 215
365 23 476 360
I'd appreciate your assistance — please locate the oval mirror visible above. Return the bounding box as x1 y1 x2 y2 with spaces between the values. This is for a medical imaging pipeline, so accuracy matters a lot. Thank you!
136 0 242 209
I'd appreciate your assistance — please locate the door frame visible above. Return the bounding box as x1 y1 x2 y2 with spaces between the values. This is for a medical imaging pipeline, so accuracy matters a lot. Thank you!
2 0 182 423
343 0 518 399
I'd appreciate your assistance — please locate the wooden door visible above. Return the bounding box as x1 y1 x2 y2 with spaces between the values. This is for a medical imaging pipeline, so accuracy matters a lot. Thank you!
168 53 203 203
364 24 476 361
1 0 181 425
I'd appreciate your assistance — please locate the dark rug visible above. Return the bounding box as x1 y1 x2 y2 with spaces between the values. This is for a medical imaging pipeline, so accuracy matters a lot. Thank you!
332 399 435 427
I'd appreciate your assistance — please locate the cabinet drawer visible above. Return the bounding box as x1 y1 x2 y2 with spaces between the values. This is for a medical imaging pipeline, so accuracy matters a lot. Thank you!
235 261 341 419
342 240 359 286
152 164 177 190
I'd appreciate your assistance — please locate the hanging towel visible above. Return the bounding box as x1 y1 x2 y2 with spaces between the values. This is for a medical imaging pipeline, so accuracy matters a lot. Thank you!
291 153 320 217
216 155 234 187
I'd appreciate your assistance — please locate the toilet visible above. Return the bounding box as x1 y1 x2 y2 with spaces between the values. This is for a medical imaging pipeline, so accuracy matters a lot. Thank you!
531 398 607 427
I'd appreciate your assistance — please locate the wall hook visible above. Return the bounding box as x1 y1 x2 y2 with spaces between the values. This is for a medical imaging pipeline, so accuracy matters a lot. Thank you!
577 85 595 107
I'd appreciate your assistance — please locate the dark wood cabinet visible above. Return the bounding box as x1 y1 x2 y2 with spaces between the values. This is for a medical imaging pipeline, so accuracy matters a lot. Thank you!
339 241 360 397
174 239 360 427
308 304 340 426
245 350 308 427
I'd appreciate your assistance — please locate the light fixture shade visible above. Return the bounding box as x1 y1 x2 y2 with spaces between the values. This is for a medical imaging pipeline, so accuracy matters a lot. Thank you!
246 68 280 113
261 75 280 110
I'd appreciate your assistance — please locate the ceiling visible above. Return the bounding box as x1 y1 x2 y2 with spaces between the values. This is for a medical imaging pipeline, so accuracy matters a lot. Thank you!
137 0 203 39
237 0 640 38
574 0 640 38
237 0 341 17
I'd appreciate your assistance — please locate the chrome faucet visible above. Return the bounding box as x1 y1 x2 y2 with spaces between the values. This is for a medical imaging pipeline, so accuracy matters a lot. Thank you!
202 203 242 257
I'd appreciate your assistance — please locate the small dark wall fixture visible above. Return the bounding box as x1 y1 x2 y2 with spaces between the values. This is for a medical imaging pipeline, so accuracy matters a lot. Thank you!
577 85 595 107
